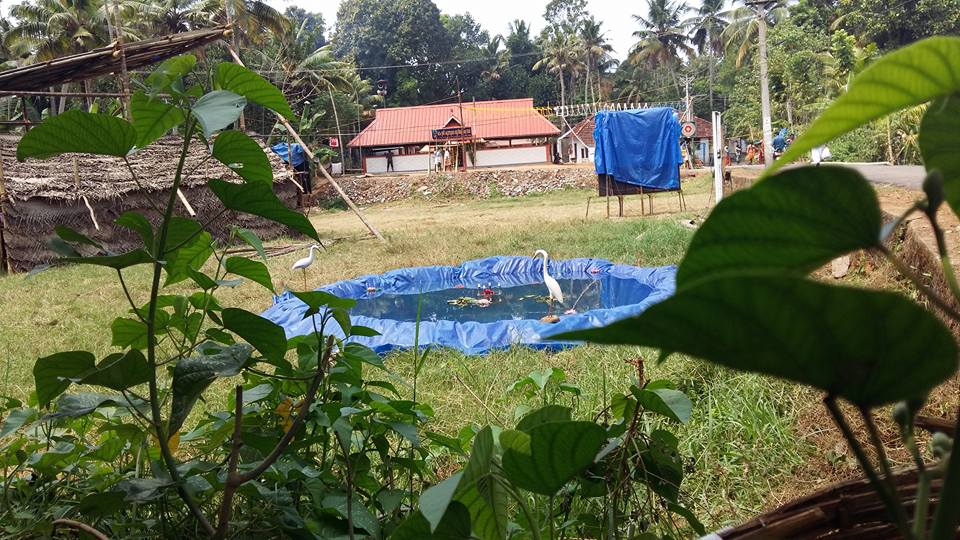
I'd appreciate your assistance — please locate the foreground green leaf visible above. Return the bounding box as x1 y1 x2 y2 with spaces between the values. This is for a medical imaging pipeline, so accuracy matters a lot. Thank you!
224 256 274 292
772 36 960 173
145 54 196 93
558 275 957 407
168 343 252 434
677 166 882 288
234 228 267 261
221 308 286 364
634 387 692 423
500 420 606 496
215 63 294 120
131 91 186 148
33 351 96 408
454 427 509 540
46 392 146 419
191 90 247 138
920 94 960 218
209 179 319 241
393 502 472 540
16 110 136 160
163 217 213 286
63 249 154 270
213 130 273 184
78 350 151 391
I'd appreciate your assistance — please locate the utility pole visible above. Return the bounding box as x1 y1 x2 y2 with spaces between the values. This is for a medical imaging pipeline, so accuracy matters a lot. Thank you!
746 0 776 166
456 76 467 171
681 76 694 122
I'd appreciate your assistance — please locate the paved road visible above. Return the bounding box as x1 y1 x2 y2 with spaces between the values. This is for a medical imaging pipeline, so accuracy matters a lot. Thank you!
729 163 926 190
843 164 925 190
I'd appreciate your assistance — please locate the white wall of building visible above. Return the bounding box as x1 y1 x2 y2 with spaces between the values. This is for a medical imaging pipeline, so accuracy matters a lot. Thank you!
473 145 549 168
571 142 595 163
365 154 433 174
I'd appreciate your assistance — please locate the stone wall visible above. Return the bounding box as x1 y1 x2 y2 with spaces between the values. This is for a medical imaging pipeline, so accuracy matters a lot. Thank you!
315 166 596 205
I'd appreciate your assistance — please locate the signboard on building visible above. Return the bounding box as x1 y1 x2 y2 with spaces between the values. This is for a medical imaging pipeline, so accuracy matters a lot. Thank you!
432 126 473 140
329 137 339 148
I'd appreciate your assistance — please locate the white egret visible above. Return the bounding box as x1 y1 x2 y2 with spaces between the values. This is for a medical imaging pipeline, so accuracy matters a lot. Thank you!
291 243 325 289
534 249 564 316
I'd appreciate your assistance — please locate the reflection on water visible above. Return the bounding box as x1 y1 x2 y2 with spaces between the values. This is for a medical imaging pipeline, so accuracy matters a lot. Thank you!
351 275 654 323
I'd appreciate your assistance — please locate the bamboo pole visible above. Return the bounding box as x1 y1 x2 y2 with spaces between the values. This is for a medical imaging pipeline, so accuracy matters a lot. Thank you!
225 47 385 242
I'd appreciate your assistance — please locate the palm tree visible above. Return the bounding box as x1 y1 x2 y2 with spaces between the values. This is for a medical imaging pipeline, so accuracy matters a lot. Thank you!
480 35 509 82
189 0 289 45
534 29 581 108
687 0 728 111
580 17 613 104
722 0 787 67
6 0 109 61
629 0 691 94
137 0 207 36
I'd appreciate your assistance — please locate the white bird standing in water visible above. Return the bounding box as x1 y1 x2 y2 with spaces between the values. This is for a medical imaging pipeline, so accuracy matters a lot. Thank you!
291 243 325 289
534 249 564 315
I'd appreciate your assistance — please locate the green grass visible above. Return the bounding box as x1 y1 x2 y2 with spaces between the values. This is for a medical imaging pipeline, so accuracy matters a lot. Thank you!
0 187 808 529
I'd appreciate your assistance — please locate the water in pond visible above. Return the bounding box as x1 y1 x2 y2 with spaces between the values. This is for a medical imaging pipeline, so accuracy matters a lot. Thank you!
350 275 655 324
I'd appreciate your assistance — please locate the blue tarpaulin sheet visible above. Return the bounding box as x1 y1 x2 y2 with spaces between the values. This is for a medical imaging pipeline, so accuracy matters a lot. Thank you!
271 143 307 167
261 256 676 355
593 108 682 190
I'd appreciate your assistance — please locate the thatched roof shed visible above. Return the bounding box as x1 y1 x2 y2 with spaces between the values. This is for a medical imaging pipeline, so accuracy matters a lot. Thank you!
0 135 302 272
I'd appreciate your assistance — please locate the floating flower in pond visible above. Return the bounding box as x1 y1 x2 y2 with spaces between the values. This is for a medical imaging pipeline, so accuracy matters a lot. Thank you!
481 288 496 297
366 286 378 293
454 284 465 289
476 298 492 307
564 308 577 315
589 268 601 274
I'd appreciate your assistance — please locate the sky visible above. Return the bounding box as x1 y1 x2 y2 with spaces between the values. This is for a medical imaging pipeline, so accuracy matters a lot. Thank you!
265 0 678 62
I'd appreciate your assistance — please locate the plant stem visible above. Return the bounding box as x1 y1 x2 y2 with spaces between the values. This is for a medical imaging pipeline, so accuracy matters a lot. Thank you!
143 116 215 537
860 407 909 525
930 404 960 539
213 385 244 539
825 397 914 540
924 211 960 305
499 478 542 540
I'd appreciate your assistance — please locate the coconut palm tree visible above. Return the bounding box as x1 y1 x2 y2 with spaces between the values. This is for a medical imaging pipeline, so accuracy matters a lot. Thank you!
534 29 581 108
629 0 691 94
580 17 613 104
480 35 509 82
687 0 728 111
722 0 787 68
189 0 289 45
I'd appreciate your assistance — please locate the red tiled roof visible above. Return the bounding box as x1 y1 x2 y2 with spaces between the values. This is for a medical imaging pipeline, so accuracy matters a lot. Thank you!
348 98 560 148
566 116 596 147
693 116 713 138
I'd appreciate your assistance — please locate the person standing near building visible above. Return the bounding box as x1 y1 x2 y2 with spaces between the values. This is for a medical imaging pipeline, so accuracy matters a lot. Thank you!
443 148 451 171
434 148 443 172
385 149 395 172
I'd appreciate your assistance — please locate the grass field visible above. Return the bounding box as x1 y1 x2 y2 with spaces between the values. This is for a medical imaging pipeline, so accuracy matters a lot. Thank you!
0 179 813 529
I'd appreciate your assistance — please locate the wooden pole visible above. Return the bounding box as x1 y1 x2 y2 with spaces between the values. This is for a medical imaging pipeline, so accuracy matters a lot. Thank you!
109 0 132 121
223 1 246 131
225 47 385 242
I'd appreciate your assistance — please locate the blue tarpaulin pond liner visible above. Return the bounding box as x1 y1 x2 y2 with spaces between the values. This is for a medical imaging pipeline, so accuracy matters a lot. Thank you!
261 256 676 355
594 107 683 190
271 142 307 168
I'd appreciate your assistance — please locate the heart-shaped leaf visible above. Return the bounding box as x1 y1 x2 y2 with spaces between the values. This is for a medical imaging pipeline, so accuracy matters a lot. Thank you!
500 420 606 496
221 308 287 364
558 275 958 407
677 166 882 288
224 256 274 292
33 351 95 408
213 130 273 184
131 91 185 148
168 343 252 434
191 90 247 138
920 94 960 218
209 179 319 241
16 110 136 160
215 63 294 120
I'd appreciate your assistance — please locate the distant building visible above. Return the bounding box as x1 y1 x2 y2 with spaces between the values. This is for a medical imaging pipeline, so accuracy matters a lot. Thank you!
559 113 715 166
348 98 561 174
